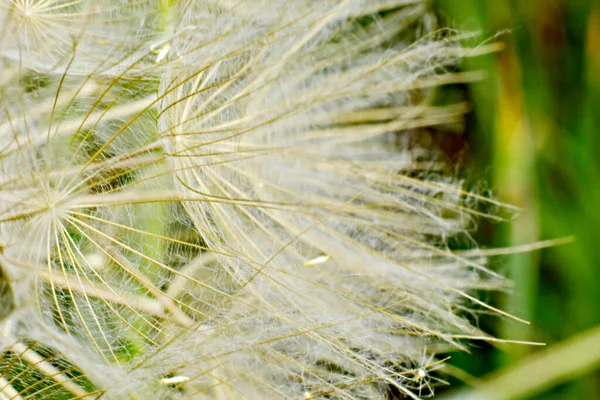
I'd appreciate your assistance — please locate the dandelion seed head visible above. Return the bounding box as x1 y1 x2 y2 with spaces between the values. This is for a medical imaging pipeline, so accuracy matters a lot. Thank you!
0 0 512 398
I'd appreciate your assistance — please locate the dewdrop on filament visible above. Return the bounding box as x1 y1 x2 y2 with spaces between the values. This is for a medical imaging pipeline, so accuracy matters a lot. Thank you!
414 369 427 381
160 376 190 385
303 255 330 267
155 43 171 63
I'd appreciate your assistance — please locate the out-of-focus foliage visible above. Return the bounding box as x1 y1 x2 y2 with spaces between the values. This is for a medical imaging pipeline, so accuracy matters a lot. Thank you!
437 0 600 399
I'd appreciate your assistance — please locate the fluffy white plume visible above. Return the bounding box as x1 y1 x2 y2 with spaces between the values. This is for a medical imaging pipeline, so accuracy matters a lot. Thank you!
0 0 513 399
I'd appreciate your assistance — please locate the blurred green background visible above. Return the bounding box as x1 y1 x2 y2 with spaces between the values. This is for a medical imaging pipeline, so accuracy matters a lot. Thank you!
434 0 600 399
